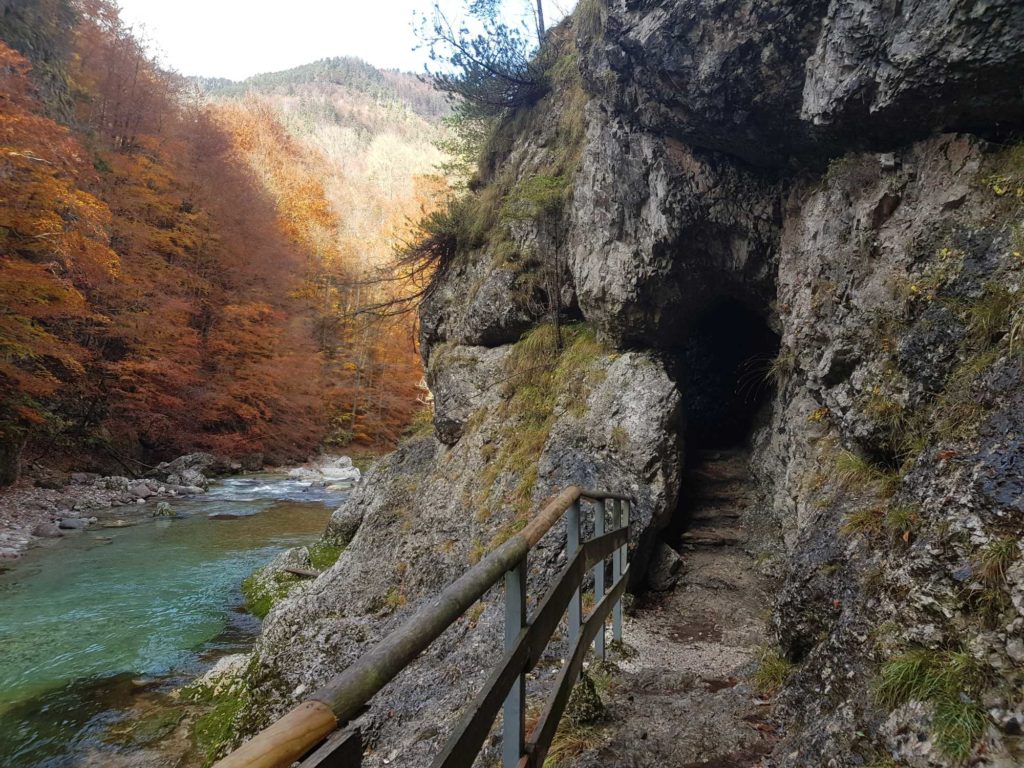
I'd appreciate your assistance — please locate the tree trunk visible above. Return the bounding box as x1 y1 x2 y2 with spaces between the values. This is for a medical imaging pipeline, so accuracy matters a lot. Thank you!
536 0 545 40
0 434 25 487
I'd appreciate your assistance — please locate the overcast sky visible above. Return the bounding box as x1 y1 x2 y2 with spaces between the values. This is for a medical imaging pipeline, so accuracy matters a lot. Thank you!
116 0 577 80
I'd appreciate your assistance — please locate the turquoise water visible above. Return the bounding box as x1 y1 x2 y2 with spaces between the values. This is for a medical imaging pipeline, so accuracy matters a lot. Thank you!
0 475 346 767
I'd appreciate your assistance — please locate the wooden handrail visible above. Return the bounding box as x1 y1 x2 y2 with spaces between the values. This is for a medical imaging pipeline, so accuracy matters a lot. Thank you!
213 484 633 768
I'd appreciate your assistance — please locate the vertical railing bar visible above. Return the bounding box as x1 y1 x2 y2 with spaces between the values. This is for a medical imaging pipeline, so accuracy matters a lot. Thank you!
567 500 581 650
592 499 606 661
612 499 624 643
502 557 527 768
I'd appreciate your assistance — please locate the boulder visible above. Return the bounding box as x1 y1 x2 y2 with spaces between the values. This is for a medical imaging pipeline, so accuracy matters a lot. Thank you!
647 542 683 592
33 522 63 538
324 504 363 548
319 466 360 484
167 468 208 490
152 502 174 517
58 518 88 530
127 481 156 499
101 476 132 493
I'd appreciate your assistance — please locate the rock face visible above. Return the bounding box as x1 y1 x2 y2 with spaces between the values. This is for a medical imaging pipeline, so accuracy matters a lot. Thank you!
231 2 1024 767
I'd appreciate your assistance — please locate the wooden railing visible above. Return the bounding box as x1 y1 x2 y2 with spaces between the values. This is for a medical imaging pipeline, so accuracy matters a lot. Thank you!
213 486 632 768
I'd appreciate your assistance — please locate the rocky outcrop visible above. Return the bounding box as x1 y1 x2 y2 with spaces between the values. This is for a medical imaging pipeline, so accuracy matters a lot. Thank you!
230 1 1024 766
237 330 682 761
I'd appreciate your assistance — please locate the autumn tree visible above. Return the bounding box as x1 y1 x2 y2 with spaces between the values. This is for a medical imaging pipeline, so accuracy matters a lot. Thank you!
0 41 119 480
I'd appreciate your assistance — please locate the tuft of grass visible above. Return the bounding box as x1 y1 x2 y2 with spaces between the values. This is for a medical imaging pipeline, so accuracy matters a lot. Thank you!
766 347 796 384
976 537 1018 585
884 504 922 545
877 648 989 760
842 506 886 537
932 698 989 761
751 648 793 695
834 450 899 497
384 586 407 611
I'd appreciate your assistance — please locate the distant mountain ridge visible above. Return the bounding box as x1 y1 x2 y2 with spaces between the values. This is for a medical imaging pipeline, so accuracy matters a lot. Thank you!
194 56 449 122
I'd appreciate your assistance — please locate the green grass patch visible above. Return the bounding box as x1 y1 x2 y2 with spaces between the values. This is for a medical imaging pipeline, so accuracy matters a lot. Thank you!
476 323 607 521
877 648 989 760
751 648 793 695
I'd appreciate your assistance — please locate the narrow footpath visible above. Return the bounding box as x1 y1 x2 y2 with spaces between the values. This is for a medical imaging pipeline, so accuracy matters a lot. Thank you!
580 449 777 767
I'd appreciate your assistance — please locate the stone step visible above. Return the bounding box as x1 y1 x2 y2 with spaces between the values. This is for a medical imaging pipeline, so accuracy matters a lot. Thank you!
681 526 746 547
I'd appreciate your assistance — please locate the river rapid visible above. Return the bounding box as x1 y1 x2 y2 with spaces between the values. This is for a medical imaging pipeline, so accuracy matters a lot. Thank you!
0 474 348 767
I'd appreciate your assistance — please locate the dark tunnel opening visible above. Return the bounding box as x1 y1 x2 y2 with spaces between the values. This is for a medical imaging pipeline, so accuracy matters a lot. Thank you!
651 299 781 559
676 299 781 454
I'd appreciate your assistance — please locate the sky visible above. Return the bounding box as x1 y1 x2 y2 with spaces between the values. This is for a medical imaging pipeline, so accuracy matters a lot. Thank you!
116 0 576 81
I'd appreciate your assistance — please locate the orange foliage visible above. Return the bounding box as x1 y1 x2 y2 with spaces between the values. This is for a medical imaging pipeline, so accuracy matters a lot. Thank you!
1 0 438 474
216 97 437 450
0 41 118 430
1 2 327 469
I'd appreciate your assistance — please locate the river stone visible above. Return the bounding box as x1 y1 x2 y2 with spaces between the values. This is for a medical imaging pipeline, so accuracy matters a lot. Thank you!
33 522 63 538
58 518 88 530
128 481 156 499
152 502 173 517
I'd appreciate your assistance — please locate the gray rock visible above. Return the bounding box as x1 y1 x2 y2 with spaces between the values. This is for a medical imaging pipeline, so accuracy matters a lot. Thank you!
647 542 683 592
152 502 173 517
32 522 63 538
324 504 363 548
127 481 156 499
58 518 88 530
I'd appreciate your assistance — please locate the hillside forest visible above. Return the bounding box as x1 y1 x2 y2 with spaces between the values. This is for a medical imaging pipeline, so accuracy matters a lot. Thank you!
0 0 449 482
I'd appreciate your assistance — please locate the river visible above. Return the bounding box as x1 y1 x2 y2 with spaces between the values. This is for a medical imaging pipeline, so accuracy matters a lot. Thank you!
0 474 348 767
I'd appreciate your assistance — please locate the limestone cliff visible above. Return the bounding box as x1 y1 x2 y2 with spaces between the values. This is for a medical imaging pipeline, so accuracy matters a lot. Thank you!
228 2 1024 766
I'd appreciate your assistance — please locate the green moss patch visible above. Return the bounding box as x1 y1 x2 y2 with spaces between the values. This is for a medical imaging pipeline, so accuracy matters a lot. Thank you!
241 571 300 620
192 694 246 766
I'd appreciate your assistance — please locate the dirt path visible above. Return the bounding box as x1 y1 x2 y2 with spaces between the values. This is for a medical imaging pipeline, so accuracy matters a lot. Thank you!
577 450 777 767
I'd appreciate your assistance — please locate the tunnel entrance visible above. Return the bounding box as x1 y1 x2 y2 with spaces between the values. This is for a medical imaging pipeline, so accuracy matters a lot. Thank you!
676 299 781 454
651 299 780 561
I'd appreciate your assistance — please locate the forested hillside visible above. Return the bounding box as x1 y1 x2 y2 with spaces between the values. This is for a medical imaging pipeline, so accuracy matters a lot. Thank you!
0 0 447 483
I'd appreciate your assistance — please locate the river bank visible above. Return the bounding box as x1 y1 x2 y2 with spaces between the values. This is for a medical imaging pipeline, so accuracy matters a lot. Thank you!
0 453 364 565
0 466 358 767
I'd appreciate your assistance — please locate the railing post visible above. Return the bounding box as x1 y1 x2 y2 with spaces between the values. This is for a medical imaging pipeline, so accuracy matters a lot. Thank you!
592 499 606 660
567 500 581 650
503 557 527 768
612 499 625 643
